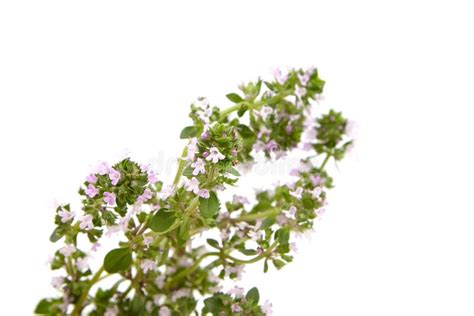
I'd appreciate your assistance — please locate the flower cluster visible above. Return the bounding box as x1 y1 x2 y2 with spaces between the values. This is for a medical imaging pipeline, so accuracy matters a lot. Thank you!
36 67 353 316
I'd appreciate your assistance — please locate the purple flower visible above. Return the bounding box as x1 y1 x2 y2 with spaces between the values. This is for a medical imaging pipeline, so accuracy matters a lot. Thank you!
140 259 157 273
85 184 99 198
79 214 94 231
159 306 171 316
137 188 152 203
273 68 288 85
187 137 199 161
159 185 175 200
96 162 109 175
264 140 279 153
104 192 116 206
191 158 206 176
51 276 64 290
59 244 76 257
206 146 225 163
86 173 97 184
227 286 245 299
285 125 293 134
312 187 322 199
233 195 249 205
58 208 74 223
108 168 121 185
231 304 242 313
262 300 273 315
298 72 310 86
198 189 210 199
147 170 158 184
185 177 200 194
310 175 322 186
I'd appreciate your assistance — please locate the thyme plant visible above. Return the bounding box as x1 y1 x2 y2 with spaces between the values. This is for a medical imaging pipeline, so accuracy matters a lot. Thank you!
36 67 353 315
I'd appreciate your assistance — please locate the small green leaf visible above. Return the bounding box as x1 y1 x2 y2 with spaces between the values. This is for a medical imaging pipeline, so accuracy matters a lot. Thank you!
103 248 132 273
207 238 220 249
246 287 260 304
149 209 177 233
34 299 53 314
49 227 64 243
226 93 243 103
237 124 255 139
238 248 257 256
180 126 199 139
272 259 286 270
199 191 220 218
237 104 248 117
224 165 241 176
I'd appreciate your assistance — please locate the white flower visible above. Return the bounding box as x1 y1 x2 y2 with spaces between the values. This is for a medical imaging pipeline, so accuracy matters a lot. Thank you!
191 158 206 175
185 177 200 194
143 236 153 247
276 214 288 225
51 276 64 290
59 244 76 257
58 208 74 223
159 185 175 200
290 187 303 199
312 187 322 199
76 257 89 271
288 205 297 217
79 214 94 231
155 275 166 289
260 106 274 120
227 286 245 299
140 259 157 273
206 146 225 163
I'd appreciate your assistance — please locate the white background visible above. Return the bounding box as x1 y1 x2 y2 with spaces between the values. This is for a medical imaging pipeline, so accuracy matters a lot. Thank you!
1 1 474 315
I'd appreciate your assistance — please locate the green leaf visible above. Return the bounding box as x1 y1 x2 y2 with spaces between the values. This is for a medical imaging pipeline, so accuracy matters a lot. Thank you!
226 93 243 103
207 238 220 249
49 226 64 243
34 299 53 314
103 248 132 273
224 165 241 176
149 209 177 233
199 191 220 218
272 259 286 270
238 248 257 256
180 126 199 139
237 124 255 139
246 287 260 304
237 104 248 117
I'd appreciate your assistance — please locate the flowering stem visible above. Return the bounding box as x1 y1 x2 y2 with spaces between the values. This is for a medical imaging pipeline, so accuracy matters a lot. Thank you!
72 266 105 316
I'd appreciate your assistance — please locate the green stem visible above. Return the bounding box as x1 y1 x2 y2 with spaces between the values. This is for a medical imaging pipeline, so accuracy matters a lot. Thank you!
234 208 280 222
223 241 278 265
72 266 105 316
320 152 332 170
166 252 220 288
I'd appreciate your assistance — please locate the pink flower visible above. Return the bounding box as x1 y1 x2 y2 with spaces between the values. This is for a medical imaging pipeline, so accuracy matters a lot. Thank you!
312 187 322 199
91 242 101 252
79 214 94 231
159 185 175 200
59 244 76 257
147 170 158 184
273 68 288 85
58 208 74 223
159 306 171 316
264 140 279 153
108 168 121 185
86 173 97 184
85 184 99 198
191 158 206 175
185 177 200 195
76 257 89 271
276 214 288 225
96 162 110 175
198 189 210 199
231 304 242 313
298 72 310 86
206 146 225 163
310 175 322 186
290 187 303 199
262 300 273 315
288 205 297 217
187 137 199 161
137 188 152 203
233 195 249 205
285 125 293 134
227 286 245 299
140 259 157 273
155 275 166 289
143 236 153 247
104 192 116 206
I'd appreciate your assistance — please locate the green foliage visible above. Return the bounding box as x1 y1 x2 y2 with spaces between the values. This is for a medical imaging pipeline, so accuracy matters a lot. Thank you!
103 248 132 273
